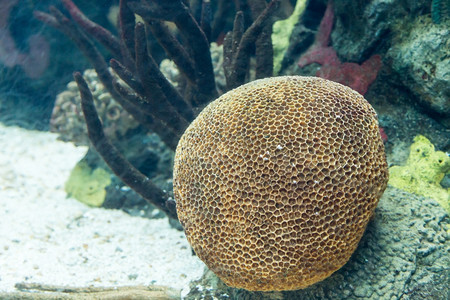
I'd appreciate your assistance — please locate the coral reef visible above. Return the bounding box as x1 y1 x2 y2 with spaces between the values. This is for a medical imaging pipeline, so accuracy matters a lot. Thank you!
65 160 111 207
51 69 139 146
389 135 450 213
297 1 382 95
33 0 449 297
174 76 388 291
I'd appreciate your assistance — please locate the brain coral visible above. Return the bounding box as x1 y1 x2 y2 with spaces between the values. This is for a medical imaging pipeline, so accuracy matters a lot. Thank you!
173 76 389 291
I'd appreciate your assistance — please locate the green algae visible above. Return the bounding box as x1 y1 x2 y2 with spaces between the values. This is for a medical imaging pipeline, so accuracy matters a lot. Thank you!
389 135 450 213
65 160 111 207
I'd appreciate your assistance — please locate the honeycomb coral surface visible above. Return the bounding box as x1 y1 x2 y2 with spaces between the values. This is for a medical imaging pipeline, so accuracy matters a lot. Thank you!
173 76 388 291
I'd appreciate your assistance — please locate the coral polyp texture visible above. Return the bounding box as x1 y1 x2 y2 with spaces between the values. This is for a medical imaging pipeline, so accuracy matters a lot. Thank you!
51 69 138 146
173 76 389 291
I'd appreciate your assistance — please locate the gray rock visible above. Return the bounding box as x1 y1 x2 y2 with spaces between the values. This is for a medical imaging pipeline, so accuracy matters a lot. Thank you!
331 0 428 62
184 187 450 299
329 0 449 125
387 15 450 123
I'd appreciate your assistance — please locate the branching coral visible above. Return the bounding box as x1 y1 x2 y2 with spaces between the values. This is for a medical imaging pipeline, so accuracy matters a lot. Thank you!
35 0 281 220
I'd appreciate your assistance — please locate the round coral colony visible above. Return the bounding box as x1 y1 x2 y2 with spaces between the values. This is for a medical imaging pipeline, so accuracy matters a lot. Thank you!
173 76 388 291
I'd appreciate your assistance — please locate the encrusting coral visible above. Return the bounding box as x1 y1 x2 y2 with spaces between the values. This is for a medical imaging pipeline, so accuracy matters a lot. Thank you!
389 135 450 213
174 76 389 291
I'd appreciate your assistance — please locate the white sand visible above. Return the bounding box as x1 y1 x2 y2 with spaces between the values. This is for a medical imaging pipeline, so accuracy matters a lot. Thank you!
0 124 205 295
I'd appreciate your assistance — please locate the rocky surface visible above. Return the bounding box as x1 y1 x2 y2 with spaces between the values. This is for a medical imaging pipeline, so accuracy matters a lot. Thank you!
331 1 428 62
387 15 450 124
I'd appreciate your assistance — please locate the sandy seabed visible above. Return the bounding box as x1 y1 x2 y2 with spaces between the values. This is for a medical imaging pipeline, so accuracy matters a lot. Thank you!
0 123 204 295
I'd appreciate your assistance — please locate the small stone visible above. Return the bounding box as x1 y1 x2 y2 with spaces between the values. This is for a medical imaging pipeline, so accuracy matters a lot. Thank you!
354 286 373 298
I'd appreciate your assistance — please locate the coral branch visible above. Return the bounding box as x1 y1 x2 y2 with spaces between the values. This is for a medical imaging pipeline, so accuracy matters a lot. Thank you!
248 0 274 79
111 79 180 150
223 11 244 86
128 0 218 106
224 0 280 89
315 0 334 47
75 72 178 220
61 0 123 60
118 0 136 67
171 6 218 105
146 20 196 85
297 1 337 68
231 12 245 56
110 59 145 96
133 23 191 133
200 0 212 42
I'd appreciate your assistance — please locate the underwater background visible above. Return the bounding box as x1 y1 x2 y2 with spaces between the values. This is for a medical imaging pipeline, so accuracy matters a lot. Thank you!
0 0 448 299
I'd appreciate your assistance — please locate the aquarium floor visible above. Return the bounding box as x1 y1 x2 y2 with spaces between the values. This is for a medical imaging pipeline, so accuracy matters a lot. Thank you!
0 123 204 295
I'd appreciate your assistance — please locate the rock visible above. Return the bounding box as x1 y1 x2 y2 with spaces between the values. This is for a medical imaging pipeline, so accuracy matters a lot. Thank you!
328 0 449 125
331 0 428 62
387 15 450 124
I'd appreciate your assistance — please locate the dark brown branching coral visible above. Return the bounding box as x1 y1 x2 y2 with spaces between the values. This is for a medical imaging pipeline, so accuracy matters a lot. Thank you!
223 0 279 89
35 0 280 220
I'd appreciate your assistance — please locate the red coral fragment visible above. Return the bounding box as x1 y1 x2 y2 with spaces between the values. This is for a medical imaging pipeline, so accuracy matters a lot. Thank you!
318 55 382 95
298 46 339 68
297 1 382 95
379 127 388 143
